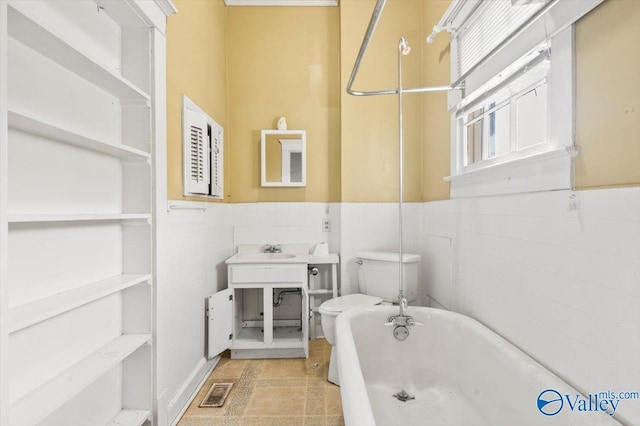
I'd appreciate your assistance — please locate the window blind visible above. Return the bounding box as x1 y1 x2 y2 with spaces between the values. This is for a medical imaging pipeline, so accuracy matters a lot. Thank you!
455 0 545 77
183 107 210 195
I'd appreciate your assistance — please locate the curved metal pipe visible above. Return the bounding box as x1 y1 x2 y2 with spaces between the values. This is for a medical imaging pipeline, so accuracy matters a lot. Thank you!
345 0 455 97
272 288 301 307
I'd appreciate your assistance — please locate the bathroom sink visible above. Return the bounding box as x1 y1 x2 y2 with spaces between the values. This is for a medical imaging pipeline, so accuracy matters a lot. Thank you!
236 253 296 260
225 249 309 264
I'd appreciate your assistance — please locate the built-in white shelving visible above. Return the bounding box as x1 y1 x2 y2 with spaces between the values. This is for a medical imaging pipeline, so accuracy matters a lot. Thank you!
7 3 150 102
8 274 151 333
0 0 174 424
8 110 151 160
9 334 151 426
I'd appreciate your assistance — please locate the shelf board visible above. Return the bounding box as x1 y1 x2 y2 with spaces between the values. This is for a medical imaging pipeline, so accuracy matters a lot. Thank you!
232 339 305 350
235 327 264 344
94 0 149 29
107 409 151 426
7 213 151 224
8 110 151 160
308 289 332 296
272 326 304 343
8 274 151 333
233 326 304 350
7 3 150 102
9 334 151 426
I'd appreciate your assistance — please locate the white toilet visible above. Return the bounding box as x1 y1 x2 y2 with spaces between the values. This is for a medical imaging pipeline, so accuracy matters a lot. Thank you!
319 251 420 384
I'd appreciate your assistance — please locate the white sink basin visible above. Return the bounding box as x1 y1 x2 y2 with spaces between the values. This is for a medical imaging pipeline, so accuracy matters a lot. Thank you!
237 253 296 260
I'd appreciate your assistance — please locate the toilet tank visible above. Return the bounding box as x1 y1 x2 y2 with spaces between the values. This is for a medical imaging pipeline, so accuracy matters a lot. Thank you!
356 251 420 303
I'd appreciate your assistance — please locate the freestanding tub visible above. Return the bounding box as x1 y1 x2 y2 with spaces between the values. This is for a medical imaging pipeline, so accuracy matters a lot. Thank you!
336 306 622 426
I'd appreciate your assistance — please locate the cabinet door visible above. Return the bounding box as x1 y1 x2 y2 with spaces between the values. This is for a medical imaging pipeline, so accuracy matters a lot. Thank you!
207 288 232 359
302 287 309 358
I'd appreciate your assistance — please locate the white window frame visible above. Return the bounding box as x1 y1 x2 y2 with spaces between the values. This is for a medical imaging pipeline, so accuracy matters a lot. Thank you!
443 0 603 198
182 95 224 199
456 50 552 174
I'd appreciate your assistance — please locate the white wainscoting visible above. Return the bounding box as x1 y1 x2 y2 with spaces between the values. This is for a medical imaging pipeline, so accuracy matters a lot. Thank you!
157 189 639 425
339 203 422 297
420 187 640 426
156 201 234 425
156 201 340 424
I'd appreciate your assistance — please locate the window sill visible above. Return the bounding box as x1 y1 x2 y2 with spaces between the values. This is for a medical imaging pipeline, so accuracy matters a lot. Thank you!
444 146 574 182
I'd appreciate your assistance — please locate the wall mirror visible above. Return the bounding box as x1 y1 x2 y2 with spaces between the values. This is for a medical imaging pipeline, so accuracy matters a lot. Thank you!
261 129 306 187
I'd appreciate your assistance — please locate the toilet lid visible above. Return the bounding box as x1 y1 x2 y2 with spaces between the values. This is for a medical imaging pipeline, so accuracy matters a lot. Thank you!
319 294 382 314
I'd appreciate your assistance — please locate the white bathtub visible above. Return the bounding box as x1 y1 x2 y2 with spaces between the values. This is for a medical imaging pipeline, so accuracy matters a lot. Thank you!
336 306 622 426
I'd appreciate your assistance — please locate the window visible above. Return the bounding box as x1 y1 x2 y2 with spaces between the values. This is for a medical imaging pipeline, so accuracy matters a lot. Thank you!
457 56 549 171
182 95 224 199
443 0 603 197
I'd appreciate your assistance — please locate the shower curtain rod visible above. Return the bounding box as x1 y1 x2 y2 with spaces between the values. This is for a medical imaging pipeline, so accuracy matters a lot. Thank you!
345 0 453 97
347 0 563 98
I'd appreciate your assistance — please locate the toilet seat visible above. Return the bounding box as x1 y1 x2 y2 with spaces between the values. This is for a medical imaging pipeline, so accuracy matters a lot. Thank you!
319 293 382 316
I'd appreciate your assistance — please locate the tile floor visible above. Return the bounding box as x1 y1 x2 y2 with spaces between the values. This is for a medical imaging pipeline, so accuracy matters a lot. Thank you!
178 339 344 426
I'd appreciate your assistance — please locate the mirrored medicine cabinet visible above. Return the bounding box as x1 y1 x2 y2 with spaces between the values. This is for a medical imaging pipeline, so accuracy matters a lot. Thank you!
261 129 306 187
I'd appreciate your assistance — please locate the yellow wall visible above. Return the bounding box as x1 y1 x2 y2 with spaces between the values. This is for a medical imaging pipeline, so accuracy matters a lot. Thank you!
339 0 424 202
165 0 639 204
414 0 640 198
421 0 451 202
575 0 640 189
226 7 341 203
166 0 228 201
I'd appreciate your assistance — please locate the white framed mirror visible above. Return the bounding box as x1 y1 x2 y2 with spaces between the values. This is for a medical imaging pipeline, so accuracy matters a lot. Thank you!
261 129 306 187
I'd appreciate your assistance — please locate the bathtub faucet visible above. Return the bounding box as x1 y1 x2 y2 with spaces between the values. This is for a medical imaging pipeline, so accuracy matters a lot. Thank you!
386 313 418 327
386 312 420 341
387 297 422 329
399 296 408 316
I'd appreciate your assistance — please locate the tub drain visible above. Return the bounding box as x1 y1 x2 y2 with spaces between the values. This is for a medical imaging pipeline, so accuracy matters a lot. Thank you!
393 390 415 402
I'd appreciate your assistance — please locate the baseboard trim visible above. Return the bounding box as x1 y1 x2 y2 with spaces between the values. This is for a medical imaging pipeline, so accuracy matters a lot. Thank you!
167 356 220 425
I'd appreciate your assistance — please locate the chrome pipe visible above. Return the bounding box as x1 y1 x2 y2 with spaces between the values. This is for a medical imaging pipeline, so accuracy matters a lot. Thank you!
346 0 388 96
426 0 465 44
397 38 405 317
349 85 455 97
346 0 455 97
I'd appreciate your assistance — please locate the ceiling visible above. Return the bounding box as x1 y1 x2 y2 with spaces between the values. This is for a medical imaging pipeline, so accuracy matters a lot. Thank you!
224 0 338 6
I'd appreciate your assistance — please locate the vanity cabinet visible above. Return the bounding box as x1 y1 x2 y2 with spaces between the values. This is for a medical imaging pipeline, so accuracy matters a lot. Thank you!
207 263 309 359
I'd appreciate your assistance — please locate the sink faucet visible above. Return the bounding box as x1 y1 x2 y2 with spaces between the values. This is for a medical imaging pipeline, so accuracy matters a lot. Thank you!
264 244 282 253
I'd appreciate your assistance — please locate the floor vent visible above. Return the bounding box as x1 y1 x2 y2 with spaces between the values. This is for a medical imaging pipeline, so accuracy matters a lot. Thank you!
199 382 234 408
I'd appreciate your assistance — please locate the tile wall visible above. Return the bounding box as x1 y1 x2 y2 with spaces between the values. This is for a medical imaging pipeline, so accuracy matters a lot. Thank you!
160 187 639 425
420 187 640 425
339 203 422 297
158 203 235 422
159 202 340 424
229 202 341 253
